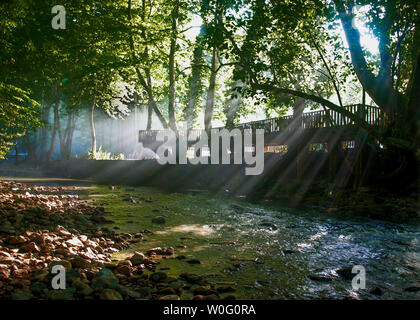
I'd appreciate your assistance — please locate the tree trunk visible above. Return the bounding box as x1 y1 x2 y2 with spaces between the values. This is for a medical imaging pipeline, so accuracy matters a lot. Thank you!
39 103 51 162
225 74 243 128
23 133 38 161
204 45 219 134
292 97 305 129
334 0 405 120
61 111 75 159
65 113 76 159
46 88 60 163
146 103 153 130
406 50 420 148
14 142 18 165
168 0 179 131
90 96 97 154
185 39 204 129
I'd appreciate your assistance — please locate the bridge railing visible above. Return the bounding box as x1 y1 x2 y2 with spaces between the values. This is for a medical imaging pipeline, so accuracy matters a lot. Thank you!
138 129 204 144
231 104 383 133
139 104 383 142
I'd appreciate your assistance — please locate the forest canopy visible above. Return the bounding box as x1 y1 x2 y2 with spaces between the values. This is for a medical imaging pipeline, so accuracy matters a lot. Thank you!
0 0 418 162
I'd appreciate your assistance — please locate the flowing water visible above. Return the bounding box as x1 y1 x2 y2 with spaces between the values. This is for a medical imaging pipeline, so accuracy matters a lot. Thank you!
88 185 419 300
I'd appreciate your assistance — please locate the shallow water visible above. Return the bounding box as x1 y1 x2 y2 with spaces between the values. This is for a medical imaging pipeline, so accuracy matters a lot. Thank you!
88 185 419 300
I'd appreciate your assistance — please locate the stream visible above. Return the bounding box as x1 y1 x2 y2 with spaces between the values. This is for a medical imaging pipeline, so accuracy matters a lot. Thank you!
87 184 419 300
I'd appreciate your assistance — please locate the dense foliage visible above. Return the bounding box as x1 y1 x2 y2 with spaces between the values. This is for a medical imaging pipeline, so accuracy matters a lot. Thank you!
0 0 418 163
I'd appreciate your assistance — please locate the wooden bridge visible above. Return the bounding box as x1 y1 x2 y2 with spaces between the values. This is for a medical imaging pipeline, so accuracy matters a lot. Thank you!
138 104 384 150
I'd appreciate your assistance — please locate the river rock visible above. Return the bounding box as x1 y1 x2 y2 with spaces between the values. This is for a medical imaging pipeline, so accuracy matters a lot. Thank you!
99 289 123 300
369 287 383 295
20 242 40 253
32 269 49 282
129 252 147 266
11 290 32 300
259 221 278 231
70 256 90 269
118 259 132 267
282 249 297 255
152 216 166 224
157 287 177 295
309 274 333 282
162 247 174 255
187 259 201 265
8 235 28 245
117 285 140 298
336 266 353 280
403 286 420 293
159 295 180 300
116 264 132 276
91 268 119 290
51 260 72 269
169 281 183 291
193 294 219 300
30 281 47 296
48 288 76 300
216 286 235 293
150 271 167 282
66 269 81 284
72 279 93 296
0 265 11 280
179 272 202 284
137 287 151 297
193 286 218 296
147 247 164 255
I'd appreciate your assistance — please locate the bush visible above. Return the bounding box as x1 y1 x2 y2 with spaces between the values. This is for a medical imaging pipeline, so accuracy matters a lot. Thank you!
87 146 125 160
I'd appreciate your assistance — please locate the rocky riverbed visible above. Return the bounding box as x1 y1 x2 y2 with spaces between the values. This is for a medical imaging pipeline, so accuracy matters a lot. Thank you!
0 179 419 300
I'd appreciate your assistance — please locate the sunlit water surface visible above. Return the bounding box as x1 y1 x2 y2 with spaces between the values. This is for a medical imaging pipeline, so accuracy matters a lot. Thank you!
89 186 419 300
